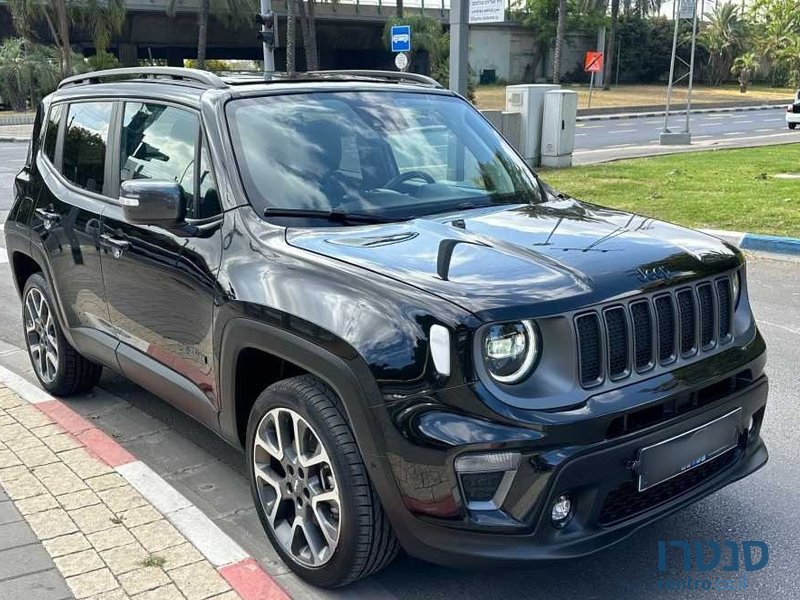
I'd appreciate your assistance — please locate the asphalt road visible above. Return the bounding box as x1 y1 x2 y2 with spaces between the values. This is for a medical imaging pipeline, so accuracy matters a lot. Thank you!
1 145 799 599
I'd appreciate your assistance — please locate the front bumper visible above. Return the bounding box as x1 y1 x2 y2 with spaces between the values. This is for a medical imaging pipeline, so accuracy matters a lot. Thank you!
786 112 800 124
375 336 768 567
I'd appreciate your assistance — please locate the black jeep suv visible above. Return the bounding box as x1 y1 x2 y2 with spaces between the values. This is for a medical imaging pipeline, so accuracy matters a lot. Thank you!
4 68 768 587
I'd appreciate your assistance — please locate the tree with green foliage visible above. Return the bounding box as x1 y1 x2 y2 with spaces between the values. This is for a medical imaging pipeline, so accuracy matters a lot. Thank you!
731 51 760 92
8 0 125 77
166 0 255 70
698 3 749 86
748 0 800 86
0 37 60 111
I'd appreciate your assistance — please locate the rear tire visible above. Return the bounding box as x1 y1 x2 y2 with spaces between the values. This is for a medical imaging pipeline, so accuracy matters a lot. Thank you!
22 273 102 395
246 375 399 587
789 123 797 130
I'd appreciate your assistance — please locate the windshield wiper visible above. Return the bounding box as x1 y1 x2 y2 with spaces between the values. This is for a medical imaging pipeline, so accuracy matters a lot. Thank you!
264 208 403 224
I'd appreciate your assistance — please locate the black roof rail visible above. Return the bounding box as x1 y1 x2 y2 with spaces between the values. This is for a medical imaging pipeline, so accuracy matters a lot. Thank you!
58 67 228 90
310 70 444 89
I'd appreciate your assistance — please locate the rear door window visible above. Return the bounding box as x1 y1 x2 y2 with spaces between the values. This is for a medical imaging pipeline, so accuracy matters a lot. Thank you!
62 102 113 194
42 104 64 164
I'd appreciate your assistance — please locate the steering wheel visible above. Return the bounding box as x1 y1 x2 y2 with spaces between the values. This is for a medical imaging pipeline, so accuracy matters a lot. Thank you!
384 170 436 191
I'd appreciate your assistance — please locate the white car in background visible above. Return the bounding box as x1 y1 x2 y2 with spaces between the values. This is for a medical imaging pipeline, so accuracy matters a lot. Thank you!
787 90 800 130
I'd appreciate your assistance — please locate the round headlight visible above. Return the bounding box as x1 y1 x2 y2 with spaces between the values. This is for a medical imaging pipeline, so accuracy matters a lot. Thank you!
482 321 539 384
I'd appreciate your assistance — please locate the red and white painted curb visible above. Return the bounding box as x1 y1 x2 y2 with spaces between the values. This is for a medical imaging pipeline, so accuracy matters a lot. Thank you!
0 363 291 600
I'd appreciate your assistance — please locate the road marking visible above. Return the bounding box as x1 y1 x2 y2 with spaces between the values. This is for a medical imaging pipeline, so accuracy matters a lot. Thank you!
763 118 782 122
723 131 746 135
758 319 800 337
575 133 587 136
757 128 773 132
0 247 7 264
734 120 754 124
611 129 637 134
580 125 603 129
694 135 712 139
699 123 718 127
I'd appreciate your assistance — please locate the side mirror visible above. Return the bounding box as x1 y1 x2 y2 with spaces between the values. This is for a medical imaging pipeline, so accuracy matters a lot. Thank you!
119 180 185 227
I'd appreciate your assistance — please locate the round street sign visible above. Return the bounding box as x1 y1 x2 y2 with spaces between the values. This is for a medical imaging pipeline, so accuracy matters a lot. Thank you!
395 52 409 71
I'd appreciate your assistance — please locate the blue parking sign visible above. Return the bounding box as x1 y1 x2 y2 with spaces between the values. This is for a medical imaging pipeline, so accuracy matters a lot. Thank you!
390 25 411 53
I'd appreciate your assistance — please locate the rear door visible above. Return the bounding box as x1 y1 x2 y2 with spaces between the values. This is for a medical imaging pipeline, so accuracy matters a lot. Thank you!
100 100 224 428
30 100 117 366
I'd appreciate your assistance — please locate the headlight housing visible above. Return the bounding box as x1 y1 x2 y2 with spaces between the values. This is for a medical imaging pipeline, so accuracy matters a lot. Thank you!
482 320 539 384
732 270 742 309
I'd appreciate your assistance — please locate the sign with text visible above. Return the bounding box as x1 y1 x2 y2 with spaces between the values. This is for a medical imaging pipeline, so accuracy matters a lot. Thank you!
584 51 604 73
390 25 411 53
469 0 505 24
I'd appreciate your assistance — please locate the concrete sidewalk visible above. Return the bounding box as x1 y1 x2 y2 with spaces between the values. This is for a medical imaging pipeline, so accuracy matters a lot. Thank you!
0 382 273 600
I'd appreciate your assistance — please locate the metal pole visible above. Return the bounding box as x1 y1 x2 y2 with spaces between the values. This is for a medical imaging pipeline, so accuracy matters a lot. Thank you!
449 0 469 96
662 0 681 133
615 35 621 86
260 0 275 78
588 71 595 108
684 0 699 133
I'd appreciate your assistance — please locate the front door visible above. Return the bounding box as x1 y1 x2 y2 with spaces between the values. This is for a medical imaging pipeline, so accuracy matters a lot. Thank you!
31 100 117 366
100 101 223 427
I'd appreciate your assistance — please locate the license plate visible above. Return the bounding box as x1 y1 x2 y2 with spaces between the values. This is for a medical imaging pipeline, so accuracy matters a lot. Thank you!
637 408 741 492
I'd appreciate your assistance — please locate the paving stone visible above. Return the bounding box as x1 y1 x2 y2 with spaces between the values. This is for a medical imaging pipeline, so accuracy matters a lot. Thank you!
0 391 22 409
0 499 21 525
54 548 106 578
59 489 103 511
69 503 118 535
160 542 204 572
85 589 128 600
87 525 136 552
119 567 171 596
98 485 147 514
31 423 69 439
117 505 161 528
0 544 56 580
4 472 48 500
87 473 127 492
6 404 52 428
66 567 120 599
0 464 30 483
44 432 83 453
0 423 28 442
0 520 38 550
16 444 60 467
27 507 78 540
0 568 73 600
44 532 92 558
169 561 230 600
100 542 149 576
0 449 20 468
60 448 113 480
35 462 88 495
208 592 240 600
0 484 7 501
16 492 59 515
131 583 186 600
0 414 14 427
5 432 45 452
131 520 185 553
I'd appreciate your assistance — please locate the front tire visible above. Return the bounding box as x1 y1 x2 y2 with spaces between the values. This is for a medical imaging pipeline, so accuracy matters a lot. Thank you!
789 122 797 130
22 273 102 395
246 375 399 587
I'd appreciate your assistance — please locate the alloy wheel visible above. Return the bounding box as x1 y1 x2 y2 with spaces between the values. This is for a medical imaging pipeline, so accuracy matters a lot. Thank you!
24 287 59 384
253 407 342 568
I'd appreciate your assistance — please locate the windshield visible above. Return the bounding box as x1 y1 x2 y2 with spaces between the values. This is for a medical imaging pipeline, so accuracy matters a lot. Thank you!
225 91 541 220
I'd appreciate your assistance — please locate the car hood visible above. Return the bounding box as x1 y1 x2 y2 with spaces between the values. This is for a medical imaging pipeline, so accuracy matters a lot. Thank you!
285 199 742 322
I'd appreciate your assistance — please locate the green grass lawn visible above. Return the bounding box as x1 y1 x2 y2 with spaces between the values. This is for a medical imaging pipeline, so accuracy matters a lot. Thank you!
540 145 800 238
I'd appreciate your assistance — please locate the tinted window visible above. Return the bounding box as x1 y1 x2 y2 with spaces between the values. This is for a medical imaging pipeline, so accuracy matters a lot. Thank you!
62 102 112 193
43 104 63 163
189 141 220 220
120 103 198 205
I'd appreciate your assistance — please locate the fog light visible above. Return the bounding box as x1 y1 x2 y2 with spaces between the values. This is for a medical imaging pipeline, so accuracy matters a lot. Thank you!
455 452 520 511
551 494 572 526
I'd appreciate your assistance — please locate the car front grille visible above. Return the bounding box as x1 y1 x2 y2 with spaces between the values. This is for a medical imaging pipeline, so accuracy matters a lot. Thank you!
575 274 736 388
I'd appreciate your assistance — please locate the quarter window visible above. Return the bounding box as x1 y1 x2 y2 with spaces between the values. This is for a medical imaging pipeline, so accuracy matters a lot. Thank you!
190 141 221 220
120 103 198 206
62 102 113 194
42 104 63 163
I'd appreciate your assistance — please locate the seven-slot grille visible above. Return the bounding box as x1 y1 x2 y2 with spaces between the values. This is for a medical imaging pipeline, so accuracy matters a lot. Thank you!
576 274 736 388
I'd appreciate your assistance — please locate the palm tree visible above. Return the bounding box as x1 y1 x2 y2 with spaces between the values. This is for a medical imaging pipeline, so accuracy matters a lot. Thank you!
297 0 320 71
603 0 619 90
553 0 567 83
8 0 126 77
0 38 60 110
166 0 253 70
287 0 297 73
731 51 759 92
698 3 749 86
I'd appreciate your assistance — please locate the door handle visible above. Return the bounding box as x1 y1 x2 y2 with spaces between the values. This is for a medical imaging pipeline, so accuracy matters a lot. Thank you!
34 208 60 229
99 233 131 259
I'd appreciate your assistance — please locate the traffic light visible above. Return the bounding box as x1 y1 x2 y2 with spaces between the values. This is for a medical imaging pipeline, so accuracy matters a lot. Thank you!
255 12 276 48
